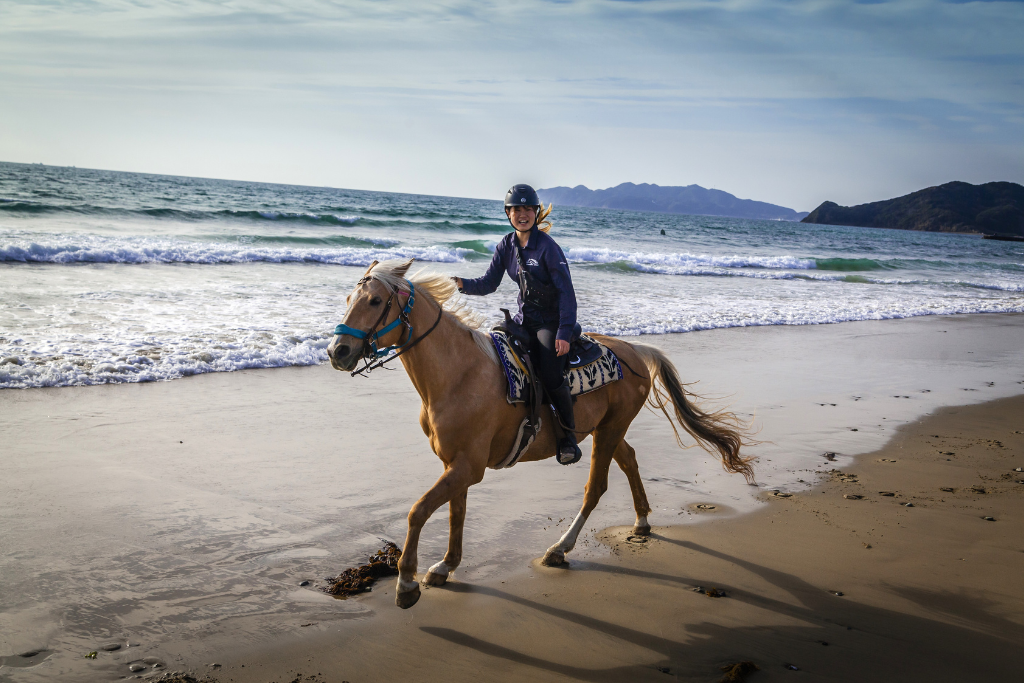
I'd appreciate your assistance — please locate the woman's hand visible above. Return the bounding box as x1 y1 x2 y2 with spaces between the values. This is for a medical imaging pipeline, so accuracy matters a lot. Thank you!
555 339 570 356
451 276 463 291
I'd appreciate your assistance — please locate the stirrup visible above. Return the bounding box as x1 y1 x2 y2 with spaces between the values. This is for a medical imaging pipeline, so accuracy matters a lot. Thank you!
556 438 583 466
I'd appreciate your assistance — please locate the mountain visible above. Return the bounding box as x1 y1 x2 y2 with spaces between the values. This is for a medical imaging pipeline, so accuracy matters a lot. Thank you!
801 181 1024 236
537 182 808 221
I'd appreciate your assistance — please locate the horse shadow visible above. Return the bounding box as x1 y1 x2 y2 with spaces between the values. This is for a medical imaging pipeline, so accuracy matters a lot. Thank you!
420 535 1024 681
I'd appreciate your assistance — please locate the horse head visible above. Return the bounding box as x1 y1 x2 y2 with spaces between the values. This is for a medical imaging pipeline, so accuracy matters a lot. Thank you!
327 259 415 372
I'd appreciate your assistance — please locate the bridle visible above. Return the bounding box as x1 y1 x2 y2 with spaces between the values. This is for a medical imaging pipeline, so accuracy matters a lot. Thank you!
332 277 443 377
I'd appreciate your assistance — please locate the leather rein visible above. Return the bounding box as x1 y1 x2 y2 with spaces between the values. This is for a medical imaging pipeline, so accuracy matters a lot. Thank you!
333 278 443 377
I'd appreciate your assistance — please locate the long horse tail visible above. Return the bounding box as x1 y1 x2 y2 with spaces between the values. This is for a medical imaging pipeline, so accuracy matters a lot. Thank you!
629 342 756 484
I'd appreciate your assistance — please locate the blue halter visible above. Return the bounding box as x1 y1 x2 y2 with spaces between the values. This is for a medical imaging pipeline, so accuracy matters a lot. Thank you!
333 282 416 358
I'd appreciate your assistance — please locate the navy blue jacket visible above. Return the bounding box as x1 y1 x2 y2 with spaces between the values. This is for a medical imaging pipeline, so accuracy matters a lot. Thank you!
462 228 578 342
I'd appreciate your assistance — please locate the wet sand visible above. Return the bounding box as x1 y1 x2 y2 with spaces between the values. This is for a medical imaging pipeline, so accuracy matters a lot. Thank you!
1 313 1023 681
209 394 1024 682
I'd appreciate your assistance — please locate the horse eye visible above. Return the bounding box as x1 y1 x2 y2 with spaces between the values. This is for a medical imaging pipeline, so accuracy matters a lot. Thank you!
369 296 382 306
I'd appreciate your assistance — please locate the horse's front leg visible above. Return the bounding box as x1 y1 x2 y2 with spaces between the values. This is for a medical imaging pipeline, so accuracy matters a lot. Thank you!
423 489 466 587
396 465 477 609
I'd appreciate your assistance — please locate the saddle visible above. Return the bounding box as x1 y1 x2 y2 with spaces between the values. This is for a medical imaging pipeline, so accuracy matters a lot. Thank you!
489 309 624 469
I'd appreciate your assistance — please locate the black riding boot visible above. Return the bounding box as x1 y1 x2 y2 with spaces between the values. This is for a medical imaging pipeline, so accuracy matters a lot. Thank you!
551 381 583 465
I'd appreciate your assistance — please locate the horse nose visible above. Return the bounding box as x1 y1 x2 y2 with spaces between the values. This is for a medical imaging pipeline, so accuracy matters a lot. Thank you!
333 343 351 360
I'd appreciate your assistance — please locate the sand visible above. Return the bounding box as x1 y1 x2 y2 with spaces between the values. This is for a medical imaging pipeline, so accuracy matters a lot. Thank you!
2 313 1023 682
209 395 1024 682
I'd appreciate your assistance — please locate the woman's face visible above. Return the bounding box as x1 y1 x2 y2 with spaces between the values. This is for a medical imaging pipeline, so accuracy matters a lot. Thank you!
506 205 537 232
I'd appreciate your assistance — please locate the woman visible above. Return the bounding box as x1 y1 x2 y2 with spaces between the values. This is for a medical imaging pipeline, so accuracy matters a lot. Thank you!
453 184 582 465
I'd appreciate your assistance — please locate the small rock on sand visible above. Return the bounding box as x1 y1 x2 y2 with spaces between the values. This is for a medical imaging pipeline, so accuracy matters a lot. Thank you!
879 491 895 496
100 643 121 651
844 494 863 500
128 662 146 672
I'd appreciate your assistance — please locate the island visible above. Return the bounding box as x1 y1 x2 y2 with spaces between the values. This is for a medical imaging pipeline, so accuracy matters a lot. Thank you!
537 182 808 221
801 181 1024 236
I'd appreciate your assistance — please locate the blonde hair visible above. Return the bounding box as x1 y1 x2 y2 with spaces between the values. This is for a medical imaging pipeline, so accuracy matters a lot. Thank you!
537 203 553 233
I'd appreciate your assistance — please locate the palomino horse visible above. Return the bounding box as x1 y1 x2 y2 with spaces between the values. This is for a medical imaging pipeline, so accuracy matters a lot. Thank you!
327 259 753 609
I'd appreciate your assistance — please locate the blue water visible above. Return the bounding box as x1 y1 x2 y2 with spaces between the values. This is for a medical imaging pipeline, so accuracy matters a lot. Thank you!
2 161 1022 389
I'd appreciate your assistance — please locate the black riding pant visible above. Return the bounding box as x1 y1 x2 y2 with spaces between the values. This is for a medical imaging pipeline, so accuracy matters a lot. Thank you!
525 321 567 397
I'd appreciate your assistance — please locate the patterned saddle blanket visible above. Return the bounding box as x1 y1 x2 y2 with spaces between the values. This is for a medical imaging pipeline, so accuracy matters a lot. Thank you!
489 331 624 404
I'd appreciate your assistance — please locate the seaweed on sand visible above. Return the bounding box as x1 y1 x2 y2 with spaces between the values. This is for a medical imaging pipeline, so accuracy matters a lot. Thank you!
322 541 401 597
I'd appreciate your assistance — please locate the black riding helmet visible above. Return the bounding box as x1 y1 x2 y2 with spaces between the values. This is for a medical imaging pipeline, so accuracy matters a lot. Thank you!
505 184 541 230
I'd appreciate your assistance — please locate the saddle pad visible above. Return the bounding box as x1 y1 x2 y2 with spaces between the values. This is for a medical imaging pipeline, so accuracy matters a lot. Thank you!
489 332 624 404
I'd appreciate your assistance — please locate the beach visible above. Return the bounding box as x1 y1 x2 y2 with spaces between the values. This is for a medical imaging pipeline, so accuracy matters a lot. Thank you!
2 312 1023 682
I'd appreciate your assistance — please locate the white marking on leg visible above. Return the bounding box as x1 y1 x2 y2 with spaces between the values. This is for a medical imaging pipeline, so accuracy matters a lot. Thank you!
427 560 450 578
636 515 649 529
397 577 419 593
555 511 589 553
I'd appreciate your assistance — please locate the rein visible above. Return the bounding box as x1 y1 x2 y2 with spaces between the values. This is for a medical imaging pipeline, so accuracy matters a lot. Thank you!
332 280 444 377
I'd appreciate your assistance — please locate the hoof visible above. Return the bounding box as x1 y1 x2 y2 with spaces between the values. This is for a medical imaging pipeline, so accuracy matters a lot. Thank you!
633 524 652 537
422 571 448 587
541 549 568 567
396 584 421 609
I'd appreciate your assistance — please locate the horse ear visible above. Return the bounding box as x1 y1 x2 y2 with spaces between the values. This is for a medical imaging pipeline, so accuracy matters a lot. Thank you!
392 258 415 280
362 260 380 277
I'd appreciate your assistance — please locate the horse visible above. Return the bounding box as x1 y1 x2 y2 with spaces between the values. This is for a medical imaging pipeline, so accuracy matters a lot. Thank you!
327 259 754 609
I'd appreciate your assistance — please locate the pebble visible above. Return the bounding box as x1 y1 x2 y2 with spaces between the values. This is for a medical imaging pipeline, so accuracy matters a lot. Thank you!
844 494 863 500
823 452 837 460
983 516 996 522
142 657 163 666
1015 467 1023 472
940 487 955 492
879 491 895 497
830 590 844 596
773 492 792 498
128 663 146 672
904 503 915 507
299 580 311 587
100 643 121 652
695 504 716 510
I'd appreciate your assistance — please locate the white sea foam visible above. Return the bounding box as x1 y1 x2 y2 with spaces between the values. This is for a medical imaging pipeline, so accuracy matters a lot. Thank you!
0 234 469 265
565 247 815 271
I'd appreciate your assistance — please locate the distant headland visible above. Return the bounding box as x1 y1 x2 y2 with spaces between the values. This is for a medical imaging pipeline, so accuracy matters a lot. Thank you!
802 181 1024 236
537 182 808 222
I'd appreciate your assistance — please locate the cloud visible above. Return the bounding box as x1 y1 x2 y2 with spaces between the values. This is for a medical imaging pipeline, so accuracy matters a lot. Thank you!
0 0 1021 209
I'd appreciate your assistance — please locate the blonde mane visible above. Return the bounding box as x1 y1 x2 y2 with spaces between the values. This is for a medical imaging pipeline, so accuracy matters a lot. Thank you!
365 259 497 363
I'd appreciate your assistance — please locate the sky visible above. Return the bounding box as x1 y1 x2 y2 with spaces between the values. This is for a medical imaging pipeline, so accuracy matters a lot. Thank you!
1 0 1022 211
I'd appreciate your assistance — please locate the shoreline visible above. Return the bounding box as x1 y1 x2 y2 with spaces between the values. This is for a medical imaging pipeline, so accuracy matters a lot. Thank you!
2 313 1024 681
212 394 1024 682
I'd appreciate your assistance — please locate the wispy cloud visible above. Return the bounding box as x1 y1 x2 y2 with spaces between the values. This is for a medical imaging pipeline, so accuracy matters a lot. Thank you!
1 0 1021 209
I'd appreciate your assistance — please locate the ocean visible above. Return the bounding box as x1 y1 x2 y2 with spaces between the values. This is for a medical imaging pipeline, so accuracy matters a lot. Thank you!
2 161 1023 390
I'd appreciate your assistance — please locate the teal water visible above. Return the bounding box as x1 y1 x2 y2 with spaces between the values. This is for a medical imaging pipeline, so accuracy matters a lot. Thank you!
2 161 1022 389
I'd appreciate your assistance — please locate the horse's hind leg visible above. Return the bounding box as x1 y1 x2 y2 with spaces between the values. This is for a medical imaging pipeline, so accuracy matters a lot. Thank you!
422 489 466 587
541 427 623 567
612 439 652 536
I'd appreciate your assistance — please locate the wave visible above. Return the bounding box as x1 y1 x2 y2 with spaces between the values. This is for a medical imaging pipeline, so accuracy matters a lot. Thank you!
192 233 397 248
565 247 815 271
814 257 890 271
0 199 511 234
6 298 1024 389
0 200 364 225
0 234 471 265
